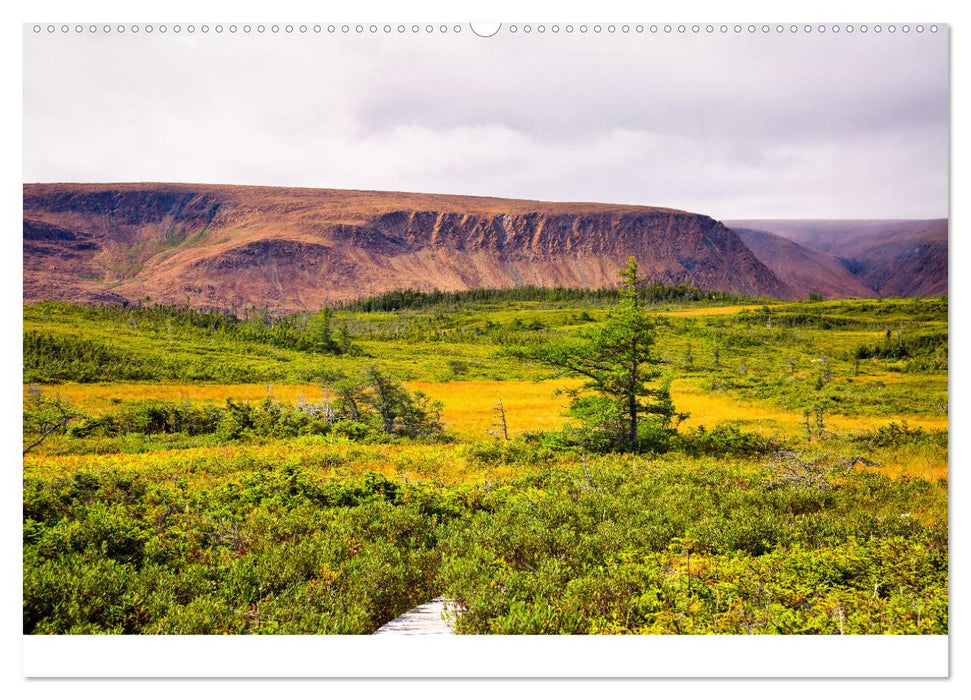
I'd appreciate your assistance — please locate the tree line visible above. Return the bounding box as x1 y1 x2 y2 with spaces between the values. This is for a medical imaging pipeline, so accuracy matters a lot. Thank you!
338 283 755 312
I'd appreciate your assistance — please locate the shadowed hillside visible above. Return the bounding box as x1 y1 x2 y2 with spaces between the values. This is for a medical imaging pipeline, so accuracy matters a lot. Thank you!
732 227 877 300
726 219 948 298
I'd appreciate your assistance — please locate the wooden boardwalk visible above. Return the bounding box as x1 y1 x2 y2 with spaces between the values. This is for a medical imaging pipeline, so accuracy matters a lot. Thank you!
374 597 456 635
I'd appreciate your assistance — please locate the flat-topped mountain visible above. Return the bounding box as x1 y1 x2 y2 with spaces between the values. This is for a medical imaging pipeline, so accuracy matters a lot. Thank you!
23 183 794 311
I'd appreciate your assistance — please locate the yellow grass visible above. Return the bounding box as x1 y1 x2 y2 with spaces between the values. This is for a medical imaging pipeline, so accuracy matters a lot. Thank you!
29 377 946 480
658 304 774 318
22 440 554 487
34 378 948 436
669 379 947 433
861 452 949 483
34 374 947 435
32 380 577 439
409 380 574 438
36 382 328 408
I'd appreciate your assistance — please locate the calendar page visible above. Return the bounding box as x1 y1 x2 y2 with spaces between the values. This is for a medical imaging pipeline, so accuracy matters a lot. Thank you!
21 16 949 679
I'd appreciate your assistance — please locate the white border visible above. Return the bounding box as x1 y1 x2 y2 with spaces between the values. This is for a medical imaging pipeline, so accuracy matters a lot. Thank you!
23 635 948 678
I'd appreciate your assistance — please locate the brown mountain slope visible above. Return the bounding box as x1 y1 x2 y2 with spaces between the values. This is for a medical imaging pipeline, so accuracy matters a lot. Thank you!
725 219 948 298
24 183 795 312
732 228 877 300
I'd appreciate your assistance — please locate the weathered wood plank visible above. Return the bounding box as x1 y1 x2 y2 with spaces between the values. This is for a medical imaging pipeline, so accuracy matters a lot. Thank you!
374 597 456 635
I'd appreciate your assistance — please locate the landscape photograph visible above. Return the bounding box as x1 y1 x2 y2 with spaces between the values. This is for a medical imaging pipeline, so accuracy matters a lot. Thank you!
22 23 948 639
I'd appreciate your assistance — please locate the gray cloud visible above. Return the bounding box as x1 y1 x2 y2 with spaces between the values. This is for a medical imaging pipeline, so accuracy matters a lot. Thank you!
23 27 948 219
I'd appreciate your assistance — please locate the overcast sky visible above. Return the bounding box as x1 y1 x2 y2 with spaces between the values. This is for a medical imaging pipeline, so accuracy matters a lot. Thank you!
23 26 948 219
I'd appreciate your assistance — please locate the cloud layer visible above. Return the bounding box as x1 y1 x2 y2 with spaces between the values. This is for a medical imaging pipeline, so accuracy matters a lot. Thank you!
23 28 948 219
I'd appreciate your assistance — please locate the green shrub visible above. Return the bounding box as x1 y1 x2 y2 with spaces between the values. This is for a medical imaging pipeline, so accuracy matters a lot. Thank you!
677 424 786 457
850 422 948 449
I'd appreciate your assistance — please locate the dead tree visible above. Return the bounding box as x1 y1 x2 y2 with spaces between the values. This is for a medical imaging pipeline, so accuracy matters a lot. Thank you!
493 399 509 440
23 394 80 455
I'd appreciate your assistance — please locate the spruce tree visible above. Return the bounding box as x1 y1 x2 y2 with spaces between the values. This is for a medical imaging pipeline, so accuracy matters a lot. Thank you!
527 257 684 451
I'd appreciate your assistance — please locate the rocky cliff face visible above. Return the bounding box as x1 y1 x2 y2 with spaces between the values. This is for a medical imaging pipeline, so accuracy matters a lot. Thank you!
24 183 795 312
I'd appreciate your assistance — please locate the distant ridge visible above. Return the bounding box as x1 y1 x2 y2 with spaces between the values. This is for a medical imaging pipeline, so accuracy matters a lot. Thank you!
725 219 948 298
732 227 876 300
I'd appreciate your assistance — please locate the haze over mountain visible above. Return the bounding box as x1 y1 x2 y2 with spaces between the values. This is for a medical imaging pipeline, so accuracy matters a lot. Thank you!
731 227 877 300
725 219 948 298
23 183 794 313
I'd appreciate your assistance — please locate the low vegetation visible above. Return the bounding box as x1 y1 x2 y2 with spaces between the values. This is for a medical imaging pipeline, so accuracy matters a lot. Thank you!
23 448 946 634
22 274 948 635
